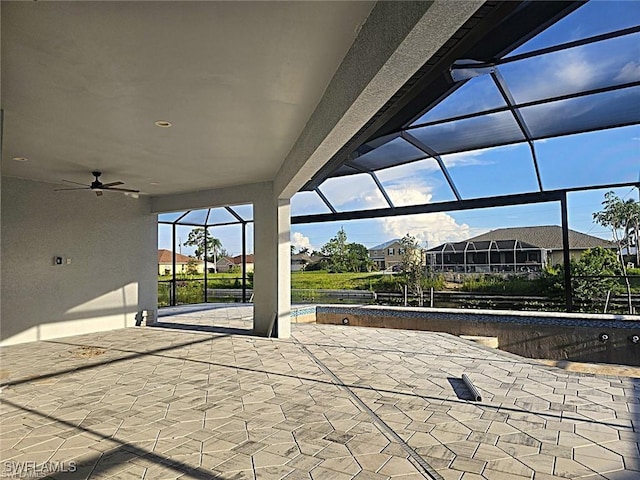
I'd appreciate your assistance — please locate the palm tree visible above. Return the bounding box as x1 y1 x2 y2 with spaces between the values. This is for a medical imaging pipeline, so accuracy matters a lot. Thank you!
184 228 223 272
210 236 222 273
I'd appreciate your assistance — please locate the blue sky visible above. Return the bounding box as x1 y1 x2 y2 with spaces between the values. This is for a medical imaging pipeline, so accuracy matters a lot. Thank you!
160 1 639 257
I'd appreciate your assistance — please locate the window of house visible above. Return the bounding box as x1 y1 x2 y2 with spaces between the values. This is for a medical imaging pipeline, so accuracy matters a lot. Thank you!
388 248 394 255
399 248 405 255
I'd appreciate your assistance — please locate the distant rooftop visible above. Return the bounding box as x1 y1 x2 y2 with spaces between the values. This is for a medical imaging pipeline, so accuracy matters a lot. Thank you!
467 225 615 250
157 249 201 264
427 238 541 253
370 239 402 251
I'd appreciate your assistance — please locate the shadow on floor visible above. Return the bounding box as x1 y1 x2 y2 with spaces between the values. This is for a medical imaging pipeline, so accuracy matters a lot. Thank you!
2 399 229 480
151 321 252 336
158 303 251 318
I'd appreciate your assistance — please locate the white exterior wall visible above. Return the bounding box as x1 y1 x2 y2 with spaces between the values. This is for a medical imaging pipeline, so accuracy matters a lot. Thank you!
1 177 157 345
253 189 291 338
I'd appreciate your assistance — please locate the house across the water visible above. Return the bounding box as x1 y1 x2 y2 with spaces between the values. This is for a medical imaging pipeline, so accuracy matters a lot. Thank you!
426 226 614 274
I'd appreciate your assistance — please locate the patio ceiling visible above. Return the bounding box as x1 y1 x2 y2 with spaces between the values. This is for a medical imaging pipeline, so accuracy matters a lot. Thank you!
1 1 375 196
151 1 638 230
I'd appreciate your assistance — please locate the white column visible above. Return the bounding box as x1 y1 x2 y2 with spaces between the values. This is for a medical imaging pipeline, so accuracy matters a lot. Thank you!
253 185 291 338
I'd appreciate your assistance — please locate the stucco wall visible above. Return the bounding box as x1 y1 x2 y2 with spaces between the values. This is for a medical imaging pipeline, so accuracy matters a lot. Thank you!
1 177 157 345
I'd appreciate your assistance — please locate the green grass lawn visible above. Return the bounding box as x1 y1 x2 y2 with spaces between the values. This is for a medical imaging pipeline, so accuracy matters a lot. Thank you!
158 271 395 290
159 273 248 288
291 271 398 290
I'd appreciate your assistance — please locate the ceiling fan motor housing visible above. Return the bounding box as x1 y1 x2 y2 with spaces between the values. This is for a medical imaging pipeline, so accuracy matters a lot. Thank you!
91 171 103 189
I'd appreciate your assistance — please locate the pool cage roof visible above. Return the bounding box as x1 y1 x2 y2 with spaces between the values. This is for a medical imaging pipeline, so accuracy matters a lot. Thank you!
159 204 253 228
429 240 542 255
161 1 639 230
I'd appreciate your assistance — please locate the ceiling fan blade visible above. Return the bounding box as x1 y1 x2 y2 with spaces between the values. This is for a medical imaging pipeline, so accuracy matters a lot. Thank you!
62 179 90 187
103 186 140 193
54 187 91 191
100 181 124 188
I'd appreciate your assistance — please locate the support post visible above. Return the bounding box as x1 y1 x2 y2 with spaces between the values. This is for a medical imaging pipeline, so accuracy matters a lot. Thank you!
463 242 469 274
172 223 177 306
253 187 291 337
242 222 247 303
560 193 573 312
204 226 208 303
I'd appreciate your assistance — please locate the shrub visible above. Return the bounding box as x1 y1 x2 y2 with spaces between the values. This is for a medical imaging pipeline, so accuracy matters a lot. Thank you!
461 274 548 295
628 267 640 290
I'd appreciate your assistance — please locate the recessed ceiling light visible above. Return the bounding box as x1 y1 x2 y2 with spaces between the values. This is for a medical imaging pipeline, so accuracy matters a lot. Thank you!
12 156 28 162
154 120 172 128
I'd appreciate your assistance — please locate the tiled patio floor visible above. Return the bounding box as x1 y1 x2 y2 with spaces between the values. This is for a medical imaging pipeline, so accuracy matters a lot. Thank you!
1 305 638 480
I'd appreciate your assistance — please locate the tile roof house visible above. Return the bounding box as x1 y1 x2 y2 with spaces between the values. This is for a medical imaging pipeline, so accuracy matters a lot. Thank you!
216 254 255 273
291 253 312 272
427 226 615 274
158 249 204 275
468 226 614 250
468 226 615 266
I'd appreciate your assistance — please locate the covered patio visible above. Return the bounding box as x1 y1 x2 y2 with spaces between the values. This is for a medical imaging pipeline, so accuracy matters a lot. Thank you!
1 305 638 480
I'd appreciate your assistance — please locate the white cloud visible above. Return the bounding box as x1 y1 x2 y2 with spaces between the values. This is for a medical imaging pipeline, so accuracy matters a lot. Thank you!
615 61 640 83
291 190 331 216
293 182 489 252
556 57 593 90
291 232 315 252
513 48 597 103
384 185 433 207
375 159 440 183
441 149 500 167
375 185 476 248
319 174 388 210
384 148 499 179
378 212 474 249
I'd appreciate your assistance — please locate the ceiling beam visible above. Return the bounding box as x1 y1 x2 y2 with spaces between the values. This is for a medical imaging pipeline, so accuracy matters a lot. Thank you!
292 181 639 224
275 0 485 198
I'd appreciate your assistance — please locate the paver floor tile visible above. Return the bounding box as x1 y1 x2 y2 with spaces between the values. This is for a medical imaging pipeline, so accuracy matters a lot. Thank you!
255 465 296 480
518 452 556 475
554 457 598 477
212 452 253 473
282 468 312 480
456 472 481 480
351 470 389 480
482 468 531 480
376 456 418 477
449 456 486 475
253 450 292 468
310 465 355 480
484 457 534 477
2 305 639 480
319 455 362 475
263 442 300 459
573 445 625 473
